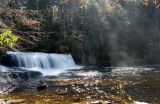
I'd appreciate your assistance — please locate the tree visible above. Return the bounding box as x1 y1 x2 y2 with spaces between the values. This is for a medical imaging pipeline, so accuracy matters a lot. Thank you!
0 29 19 49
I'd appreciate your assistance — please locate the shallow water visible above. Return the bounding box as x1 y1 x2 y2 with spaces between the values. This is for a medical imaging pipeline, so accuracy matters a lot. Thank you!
0 66 160 103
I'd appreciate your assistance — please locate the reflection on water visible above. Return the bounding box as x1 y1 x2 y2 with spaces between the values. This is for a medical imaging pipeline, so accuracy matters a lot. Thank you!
55 66 160 103
0 66 160 103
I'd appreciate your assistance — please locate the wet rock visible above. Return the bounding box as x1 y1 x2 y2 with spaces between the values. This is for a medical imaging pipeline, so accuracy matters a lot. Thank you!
0 70 42 81
37 84 47 91
37 81 47 91
0 54 15 67
0 70 43 93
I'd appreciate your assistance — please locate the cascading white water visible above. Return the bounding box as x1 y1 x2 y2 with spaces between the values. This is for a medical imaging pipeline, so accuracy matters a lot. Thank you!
6 51 82 75
0 65 8 72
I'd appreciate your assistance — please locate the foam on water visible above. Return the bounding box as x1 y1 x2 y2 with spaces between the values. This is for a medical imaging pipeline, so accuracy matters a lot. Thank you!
111 67 153 75
0 65 8 72
76 71 102 77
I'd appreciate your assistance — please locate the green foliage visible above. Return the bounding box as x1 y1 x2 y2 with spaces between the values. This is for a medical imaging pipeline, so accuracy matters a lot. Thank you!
0 29 19 48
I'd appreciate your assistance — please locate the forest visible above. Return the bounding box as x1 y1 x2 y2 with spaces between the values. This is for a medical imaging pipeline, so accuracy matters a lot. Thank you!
0 0 160 66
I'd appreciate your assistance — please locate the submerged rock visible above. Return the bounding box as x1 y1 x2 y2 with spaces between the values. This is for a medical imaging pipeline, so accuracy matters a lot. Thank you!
37 84 47 91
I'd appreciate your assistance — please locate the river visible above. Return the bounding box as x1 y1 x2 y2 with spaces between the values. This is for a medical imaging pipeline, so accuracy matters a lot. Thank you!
0 52 159 104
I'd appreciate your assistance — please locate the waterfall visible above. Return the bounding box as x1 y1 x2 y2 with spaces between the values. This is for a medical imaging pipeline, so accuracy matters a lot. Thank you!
5 51 82 75
0 65 8 72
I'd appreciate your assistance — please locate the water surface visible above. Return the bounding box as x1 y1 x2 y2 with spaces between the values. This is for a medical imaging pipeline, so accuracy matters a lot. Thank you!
1 66 159 103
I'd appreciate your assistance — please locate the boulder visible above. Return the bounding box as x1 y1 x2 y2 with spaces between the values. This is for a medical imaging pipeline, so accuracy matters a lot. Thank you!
0 70 42 81
0 70 43 93
37 84 47 91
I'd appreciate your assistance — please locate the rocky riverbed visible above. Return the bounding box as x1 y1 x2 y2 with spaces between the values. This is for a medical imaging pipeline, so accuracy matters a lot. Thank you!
0 66 160 104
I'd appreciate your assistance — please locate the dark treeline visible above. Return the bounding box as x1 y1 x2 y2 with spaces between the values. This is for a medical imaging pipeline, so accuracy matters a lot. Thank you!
1 0 160 66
